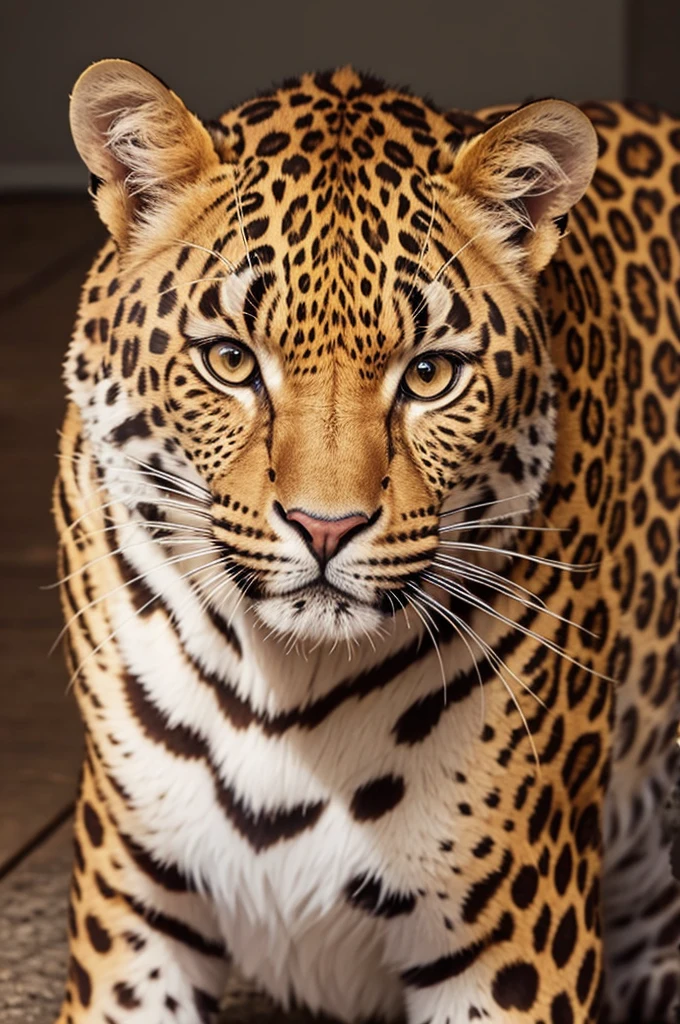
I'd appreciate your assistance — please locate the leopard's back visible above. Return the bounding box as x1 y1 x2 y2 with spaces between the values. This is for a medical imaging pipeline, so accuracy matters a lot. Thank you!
537 99 680 1018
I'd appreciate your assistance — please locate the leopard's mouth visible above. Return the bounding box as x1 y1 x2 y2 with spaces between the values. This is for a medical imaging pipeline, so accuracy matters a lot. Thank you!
250 578 392 645
274 577 375 606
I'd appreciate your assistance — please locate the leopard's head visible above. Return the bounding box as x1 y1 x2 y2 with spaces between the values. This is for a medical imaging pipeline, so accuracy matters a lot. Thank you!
67 60 597 644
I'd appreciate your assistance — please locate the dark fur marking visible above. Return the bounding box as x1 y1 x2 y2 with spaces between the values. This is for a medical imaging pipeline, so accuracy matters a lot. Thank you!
85 913 112 953
350 774 405 821
346 872 416 917
82 802 104 847
69 955 92 1007
401 911 513 988
123 893 226 958
122 671 326 851
492 961 539 1012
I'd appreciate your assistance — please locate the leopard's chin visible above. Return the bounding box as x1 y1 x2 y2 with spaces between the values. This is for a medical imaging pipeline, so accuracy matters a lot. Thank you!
253 583 387 646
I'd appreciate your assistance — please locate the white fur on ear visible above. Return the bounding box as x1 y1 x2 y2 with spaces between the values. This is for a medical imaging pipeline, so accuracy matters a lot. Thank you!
450 100 598 268
69 59 223 242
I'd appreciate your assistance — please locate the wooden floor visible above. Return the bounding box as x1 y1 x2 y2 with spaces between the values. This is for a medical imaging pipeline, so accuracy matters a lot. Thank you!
0 196 104 1019
0 196 105 873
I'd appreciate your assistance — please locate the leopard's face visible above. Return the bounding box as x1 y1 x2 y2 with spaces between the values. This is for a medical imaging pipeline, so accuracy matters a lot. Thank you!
68 63 597 643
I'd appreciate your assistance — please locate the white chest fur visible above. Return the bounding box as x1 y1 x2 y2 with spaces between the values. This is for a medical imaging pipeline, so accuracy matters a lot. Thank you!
87 525 493 1021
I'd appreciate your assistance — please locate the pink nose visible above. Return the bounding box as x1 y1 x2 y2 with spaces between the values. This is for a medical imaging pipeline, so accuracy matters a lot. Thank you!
285 509 370 562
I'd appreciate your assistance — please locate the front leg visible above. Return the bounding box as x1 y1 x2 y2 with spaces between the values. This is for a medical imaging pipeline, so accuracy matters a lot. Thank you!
396 802 604 1024
55 758 229 1024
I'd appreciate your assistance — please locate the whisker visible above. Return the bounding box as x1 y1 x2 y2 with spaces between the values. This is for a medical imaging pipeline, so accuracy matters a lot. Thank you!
433 552 548 609
99 472 212 507
117 452 211 501
412 229 486 320
51 545 221 655
431 561 593 634
48 533 218 590
60 497 133 538
424 570 573 657
425 583 486 727
62 449 211 504
61 494 212 540
172 239 236 273
458 617 542 771
409 584 542 768
404 591 447 698
159 274 227 297
66 553 234 691
382 590 402 638
438 508 563 534
232 168 253 273
412 583 545 707
439 507 533 529
443 523 563 535
438 539 598 573
421 571 610 681
358 622 378 653
438 490 536 520
226 570 257 628
59 519 211 546
120 497 213 520
197 564 253 618
407 181 436 299
432 559 547 615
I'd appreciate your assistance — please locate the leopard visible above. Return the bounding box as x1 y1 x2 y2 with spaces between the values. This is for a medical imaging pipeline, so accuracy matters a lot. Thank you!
52 59 680 1024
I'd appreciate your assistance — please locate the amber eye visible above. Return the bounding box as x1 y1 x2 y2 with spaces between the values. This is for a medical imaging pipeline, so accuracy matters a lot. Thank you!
202 340 258 386
401 354 460 400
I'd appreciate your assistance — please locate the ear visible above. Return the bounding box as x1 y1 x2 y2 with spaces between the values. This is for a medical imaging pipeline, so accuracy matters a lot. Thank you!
70 59 226 246
450 99 598 273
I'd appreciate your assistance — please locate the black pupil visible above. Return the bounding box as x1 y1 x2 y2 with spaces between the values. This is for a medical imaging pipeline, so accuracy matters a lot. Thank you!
417 359 437 383
221 345 242 369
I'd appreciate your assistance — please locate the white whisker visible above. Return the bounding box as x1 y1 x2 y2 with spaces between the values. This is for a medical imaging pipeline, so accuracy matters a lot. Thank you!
59 519 211 546
408 181 437 299
159 274 227 297
52 545 221 655
421 571 610 681
172 238 236 273
57 455 212 522
409 584 541 768
63 448 211 504
117 452 211 501
439 539 597 573
61 494 212 540
48 533 218 590
404 591 447 702
438 491 535 520
66 553 233 691
431 561 593 635
232 168 253 273
434 552 548 609
412 229 486 320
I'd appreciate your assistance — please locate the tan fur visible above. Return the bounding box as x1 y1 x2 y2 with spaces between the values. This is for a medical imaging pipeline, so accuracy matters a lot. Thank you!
53 64 680 1024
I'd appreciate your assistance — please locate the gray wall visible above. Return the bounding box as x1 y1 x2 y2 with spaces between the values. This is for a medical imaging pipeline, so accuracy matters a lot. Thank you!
0 0 629 190
628 0 680 114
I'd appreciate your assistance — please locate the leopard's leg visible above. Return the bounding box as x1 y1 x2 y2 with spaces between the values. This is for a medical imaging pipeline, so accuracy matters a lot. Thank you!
601 641 680 1023
388 794 606 1024
54 753 229 1024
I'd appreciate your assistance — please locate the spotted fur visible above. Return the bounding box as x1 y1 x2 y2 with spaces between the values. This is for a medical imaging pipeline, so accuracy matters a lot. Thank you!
53 61 679 1024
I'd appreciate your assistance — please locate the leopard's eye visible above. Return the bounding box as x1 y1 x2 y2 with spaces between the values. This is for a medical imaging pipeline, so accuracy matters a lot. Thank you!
202 340 258 386
401 354 460 400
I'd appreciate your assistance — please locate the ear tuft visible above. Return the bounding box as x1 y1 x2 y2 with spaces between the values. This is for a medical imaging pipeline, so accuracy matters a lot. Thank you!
70 59 222 243
450 100 598 270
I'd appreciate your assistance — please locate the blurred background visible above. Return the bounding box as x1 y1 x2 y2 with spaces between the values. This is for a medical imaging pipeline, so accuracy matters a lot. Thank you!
1 0 680 190
0 1 678 1020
